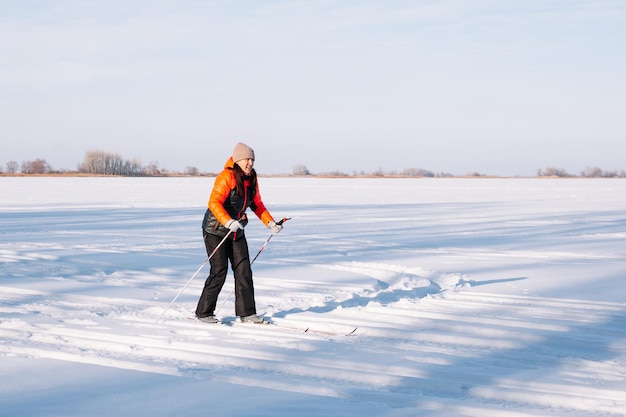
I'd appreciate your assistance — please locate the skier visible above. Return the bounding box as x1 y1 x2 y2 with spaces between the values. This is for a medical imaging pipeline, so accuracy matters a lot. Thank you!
195 142 283 324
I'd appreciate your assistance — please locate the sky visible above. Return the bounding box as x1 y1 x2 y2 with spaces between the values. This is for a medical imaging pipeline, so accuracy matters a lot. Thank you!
1 0 625 176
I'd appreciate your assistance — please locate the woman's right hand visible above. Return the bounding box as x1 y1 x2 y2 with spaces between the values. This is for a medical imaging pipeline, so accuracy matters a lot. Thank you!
225 219 244 232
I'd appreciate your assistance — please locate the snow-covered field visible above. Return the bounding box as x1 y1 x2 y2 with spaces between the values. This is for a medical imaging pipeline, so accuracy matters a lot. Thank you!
1 176 625 417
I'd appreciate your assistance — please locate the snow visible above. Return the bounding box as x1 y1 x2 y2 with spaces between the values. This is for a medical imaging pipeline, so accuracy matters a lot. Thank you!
1 176 625 417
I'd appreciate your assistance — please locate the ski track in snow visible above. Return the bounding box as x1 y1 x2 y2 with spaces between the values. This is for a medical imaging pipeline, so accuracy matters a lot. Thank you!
2 177 626 416
2 271 625 416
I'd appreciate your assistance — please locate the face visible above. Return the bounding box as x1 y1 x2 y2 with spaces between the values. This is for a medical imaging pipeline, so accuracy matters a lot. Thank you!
236 158 254 175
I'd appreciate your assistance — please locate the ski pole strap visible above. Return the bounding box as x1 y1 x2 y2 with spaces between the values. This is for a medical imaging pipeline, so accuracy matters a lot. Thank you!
277 217 291 225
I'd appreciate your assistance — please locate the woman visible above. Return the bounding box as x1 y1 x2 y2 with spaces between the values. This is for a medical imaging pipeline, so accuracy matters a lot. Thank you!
195 142 282 324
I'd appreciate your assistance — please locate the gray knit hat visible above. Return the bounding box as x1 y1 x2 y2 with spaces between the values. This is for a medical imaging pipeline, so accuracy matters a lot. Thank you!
232 142 255 163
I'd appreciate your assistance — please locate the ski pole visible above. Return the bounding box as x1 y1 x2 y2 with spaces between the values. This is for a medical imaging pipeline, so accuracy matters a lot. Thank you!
215 217 291 315
250 217 291 265
156 230 232 323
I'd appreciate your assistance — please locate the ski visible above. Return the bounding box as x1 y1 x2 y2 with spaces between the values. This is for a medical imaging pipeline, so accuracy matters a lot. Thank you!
230 320 358 337
189 317 358 337
282 324 358 337
269 317 358 336
235 322 358 337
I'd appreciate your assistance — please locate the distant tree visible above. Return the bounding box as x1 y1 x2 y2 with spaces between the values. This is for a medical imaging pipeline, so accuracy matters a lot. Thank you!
21 158 51 174
602 169 620 178
292 164 310 176
581 166 603 178
125 157 143 176
538 166 571 177
579 166 626 178
79 150 146 175
5 161 18 173
372 167 385 177
80 150 100 174
184 166 200 176
402 168 434 177
143 161 160 176
320 170 348 177
80 150 125 175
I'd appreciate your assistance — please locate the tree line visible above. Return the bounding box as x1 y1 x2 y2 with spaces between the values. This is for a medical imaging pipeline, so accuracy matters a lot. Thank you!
2 151 196 176
2 151 626 178
537 166 626 178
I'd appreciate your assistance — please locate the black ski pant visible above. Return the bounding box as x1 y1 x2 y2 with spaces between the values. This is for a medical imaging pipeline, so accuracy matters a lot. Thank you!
195 232 257 318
